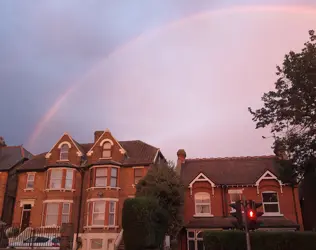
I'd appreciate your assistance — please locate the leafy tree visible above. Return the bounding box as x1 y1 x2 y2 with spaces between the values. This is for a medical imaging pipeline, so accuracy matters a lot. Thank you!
249 30 316 175
135 161 184 239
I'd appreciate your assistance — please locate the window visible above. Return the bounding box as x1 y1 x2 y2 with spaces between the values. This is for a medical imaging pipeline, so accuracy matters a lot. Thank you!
228 190 242 212
110 168 118 187
95 168 107 187
187 231 204 250
195 192 211 216
102 142 112 158
26 173 35 189
134 168 143 184
65 169 73 190
60 144 69 161
49 169 63 189
91 239 103 249
61 203 70 223
45 203 59 226
108 201 116 226
92 201 105 225
262 191 280 214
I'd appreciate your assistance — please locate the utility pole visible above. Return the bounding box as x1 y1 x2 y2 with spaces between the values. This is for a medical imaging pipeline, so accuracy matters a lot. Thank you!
242 197 251 250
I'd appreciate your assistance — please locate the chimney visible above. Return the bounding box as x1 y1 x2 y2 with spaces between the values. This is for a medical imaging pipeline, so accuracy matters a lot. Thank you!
94 131 104 142
0 137 6 147
176 149 186 175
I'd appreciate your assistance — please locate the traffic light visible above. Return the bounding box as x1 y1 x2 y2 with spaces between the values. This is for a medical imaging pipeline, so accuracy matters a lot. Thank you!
229 200 243 229
246 200 263 230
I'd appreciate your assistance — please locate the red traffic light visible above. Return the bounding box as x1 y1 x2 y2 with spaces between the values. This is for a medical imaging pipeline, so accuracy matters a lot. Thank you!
248 209 255 218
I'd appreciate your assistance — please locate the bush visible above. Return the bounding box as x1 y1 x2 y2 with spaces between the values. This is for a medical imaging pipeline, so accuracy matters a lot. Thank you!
203 231 316 250
122 197 168 250
5 227 20 238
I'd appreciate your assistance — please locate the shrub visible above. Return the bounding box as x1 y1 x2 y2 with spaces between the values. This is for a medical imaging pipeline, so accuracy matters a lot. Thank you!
122 197 168 250
5 227 20 238
203 231 316 250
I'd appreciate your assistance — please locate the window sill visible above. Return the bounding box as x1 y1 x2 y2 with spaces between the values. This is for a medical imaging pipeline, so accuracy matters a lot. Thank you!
84 225 119 230
99 157 112 160
87 186 121 191
193 214 214 218
56 160 70 162
24 188 34 192
262 213 283 217
41 225 61 229
44 188 75 192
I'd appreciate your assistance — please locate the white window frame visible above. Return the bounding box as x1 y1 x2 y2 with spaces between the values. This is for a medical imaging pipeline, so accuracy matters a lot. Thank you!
45 203 59 226
228 189 243 212
65 169 73 190
49 169 63 189
95 168 107 187
261 191 281 216
26 173 35 189
187 230 204 250
194 192 212 217
92 201 106 226
60 144 69 161
102 142 112 158
61 203 70 224
108 201 116 226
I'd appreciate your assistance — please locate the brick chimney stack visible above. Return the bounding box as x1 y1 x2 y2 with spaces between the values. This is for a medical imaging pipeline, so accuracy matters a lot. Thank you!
0 137 6 147
94 131 104 142
176 149 186 175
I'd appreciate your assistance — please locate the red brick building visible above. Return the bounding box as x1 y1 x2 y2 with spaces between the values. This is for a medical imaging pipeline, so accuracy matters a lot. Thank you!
176 150 303 250
13 129 164 250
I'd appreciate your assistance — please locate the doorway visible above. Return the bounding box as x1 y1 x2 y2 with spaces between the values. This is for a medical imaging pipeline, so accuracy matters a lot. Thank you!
20 204 31 231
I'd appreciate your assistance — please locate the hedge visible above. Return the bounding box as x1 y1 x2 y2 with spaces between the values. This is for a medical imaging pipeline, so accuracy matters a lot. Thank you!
122 197 168 250
203 231 316 250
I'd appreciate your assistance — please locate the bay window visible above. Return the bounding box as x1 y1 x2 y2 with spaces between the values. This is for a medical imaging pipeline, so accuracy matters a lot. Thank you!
92 201 106 225
45 203 59 226
89 167 119 188
47 168 74 190
110 168 118 187
95 168 107 187
44 202 72 226
87 200 117 227
108 201 115 226
61 203 70 223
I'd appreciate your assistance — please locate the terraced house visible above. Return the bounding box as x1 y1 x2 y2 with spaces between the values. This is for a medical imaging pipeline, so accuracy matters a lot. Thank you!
0 137 33 225
12 129 165 250
176 150 303 250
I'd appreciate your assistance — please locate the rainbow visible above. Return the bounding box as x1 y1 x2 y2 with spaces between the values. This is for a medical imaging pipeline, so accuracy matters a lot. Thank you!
27 4 316 150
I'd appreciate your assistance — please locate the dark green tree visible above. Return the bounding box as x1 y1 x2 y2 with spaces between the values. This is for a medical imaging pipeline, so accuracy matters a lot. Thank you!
249 30 316 230
249 30 316 175
135 161 184 239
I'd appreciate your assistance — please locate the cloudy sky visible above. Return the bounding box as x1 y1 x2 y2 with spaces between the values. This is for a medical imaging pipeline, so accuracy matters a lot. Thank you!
1 0 316 161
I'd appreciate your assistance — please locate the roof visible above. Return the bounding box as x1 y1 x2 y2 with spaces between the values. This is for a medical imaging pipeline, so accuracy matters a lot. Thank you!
185 216 299 229
17 140 159 171
0 146 33 171
181 156 280 186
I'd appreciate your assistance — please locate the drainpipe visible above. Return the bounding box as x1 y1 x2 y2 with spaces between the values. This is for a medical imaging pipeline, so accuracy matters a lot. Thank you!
75 163 86 250
221 186 226 217
291 185 299 226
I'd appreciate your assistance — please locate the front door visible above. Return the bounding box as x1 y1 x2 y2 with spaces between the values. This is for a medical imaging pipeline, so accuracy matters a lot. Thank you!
21 204 31 231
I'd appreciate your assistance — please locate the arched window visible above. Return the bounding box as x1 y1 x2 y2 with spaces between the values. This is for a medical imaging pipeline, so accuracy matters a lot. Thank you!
195 192 211 216
60 144 69 161
102 142 112 158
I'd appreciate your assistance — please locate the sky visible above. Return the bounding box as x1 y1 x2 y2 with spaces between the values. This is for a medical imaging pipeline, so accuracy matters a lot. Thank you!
1 0 316 161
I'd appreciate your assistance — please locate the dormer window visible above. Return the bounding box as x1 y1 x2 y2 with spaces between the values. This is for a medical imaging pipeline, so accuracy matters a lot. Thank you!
102 142 112 158
60 144 69 161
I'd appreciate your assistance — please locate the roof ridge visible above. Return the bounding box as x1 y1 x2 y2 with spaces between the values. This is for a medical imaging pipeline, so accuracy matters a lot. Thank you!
186 155 276 161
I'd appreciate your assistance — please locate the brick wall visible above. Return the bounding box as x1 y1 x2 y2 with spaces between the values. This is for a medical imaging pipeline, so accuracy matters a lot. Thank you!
0 172 8 219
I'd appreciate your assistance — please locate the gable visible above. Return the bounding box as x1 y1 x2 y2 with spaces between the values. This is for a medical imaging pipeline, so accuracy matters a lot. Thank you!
45 133 83 159
255 170 284 194
188 172 216 195
87 129 126 157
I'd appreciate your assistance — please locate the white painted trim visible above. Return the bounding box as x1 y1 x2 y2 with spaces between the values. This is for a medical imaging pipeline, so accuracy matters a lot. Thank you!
189 173 216 195
99 139 114 146
256 170 283 194
43 199 74 203
57 141 72 149
87 129 126 156
19 199 35 207
153 149 160 164
262 213 284 217
261 191 281 214
193 214 214 218
228 189 243 194
87 198 119 202
86 186 121 191
132 166 145 169
90 165 120 169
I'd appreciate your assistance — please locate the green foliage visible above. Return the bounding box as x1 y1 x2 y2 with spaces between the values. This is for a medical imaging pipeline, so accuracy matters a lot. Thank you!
203 231 316 250
249 30 316 175
122 197 168 250
135 161 184 238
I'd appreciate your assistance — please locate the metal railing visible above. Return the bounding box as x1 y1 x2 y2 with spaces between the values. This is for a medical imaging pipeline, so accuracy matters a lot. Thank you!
0 224 61 249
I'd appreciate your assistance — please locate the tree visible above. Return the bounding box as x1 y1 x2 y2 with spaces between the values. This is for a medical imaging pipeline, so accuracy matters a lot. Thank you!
135 161 184 239
248 30 316 175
